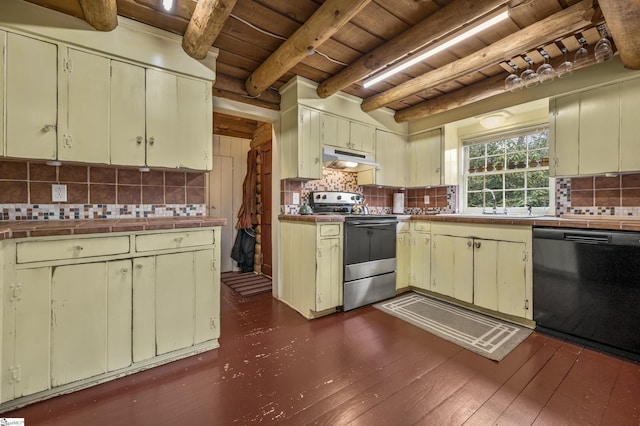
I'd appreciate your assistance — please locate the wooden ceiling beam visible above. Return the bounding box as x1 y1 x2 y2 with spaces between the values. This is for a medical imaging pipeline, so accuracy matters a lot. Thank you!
598 0 640 70
394 53 602 122
316 0 509 99
214 73 280 106
78 0 118 31
361 0 597 112
244 0 372 97
182 0 237 60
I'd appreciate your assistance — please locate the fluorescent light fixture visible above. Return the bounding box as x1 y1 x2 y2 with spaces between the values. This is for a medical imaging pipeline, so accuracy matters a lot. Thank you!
162 0 174 11
363 8 510 88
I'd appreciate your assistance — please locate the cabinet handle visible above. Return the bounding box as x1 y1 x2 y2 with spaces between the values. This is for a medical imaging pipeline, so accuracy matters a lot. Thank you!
149 136 155 146
136 136 143 145
174 237 183 244
135 264 143 269
474 241 481 249
42 124 57 132
74 245 84 251
121 268 129 274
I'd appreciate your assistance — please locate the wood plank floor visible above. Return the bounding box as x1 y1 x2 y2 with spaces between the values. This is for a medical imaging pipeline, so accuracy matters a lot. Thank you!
5 285 640 425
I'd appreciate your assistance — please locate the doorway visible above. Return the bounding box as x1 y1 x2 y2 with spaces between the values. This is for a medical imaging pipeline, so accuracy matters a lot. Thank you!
258 140 272 277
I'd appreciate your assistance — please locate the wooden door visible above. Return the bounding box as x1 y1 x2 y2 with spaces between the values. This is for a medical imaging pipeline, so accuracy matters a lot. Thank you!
210 155 235 272
259 140 273 277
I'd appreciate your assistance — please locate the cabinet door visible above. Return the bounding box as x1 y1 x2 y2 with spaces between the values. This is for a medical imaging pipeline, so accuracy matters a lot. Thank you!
496 241 527 318
110 61 146 166
0 31 4 157
60 48 110 164
410 232 431 290
375 130 406 187
321 113 350 149
472 239 499 311
132 256 156 362
194 248 219 343
178 76 212 170
431 235 473 302
51 263 107 387
620 78 640 172
2 268 51 402
408 129 442 186
5 33 57 160
298 107 322 179
549 95 579 176
155 252 195 354
579 85 619 175
107 260 132 371
316 238 341 311
396 232 411 290
146 69 178 168
350 122 375 153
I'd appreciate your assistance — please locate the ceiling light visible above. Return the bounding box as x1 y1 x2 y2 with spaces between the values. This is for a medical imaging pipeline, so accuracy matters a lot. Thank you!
363 8 510 88
478 111 512 129
162 0 174 11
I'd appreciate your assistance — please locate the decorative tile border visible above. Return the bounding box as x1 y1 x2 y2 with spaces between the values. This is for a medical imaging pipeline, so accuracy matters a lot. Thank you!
1 204 207 221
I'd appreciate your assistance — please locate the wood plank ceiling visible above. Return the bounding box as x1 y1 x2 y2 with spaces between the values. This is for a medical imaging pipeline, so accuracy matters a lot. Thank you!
24 0 640 129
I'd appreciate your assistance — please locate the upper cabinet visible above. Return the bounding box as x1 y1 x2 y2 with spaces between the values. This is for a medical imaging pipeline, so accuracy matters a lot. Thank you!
58 47 111 164
550 77 640 176
359 129 406 187
280 106 322 180
145 69 179 168
0 31 4 157
408 128 442 187
349 122 375 154
5 33 57 160
177 76 212 170
321 113 375 155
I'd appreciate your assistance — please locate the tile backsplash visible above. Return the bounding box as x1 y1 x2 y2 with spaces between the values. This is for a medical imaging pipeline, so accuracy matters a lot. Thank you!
556 172 640 216
0 160 207 220
281 169 457 215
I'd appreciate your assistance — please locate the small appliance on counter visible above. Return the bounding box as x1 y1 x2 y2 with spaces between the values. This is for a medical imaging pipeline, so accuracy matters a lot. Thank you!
299 203 313 215
351 203 369 215
392 193 405 214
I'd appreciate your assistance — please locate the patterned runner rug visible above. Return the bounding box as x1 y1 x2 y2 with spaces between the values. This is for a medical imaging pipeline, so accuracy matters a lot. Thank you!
375 292 532 361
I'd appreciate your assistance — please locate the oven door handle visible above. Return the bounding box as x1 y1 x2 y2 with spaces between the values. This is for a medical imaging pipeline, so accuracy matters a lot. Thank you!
348 221 398 227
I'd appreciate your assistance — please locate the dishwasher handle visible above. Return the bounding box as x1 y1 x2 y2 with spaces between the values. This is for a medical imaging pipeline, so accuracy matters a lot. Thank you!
563 233 609 244
533 227 640 246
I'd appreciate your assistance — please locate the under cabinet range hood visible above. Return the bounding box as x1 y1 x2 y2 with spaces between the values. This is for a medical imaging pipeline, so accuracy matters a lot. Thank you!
322 147 379 172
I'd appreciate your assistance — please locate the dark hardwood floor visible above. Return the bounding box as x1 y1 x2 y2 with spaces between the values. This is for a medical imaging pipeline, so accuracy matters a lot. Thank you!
6 285 640 425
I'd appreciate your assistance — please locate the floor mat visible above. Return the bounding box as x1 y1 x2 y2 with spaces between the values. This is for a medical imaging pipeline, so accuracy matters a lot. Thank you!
374 292 532 361
221 271 272 297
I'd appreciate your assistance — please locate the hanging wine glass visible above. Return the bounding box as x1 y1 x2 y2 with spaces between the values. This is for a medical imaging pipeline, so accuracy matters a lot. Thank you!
556 41 573 78
504 61 523 92
536 49 555 84
594 24 614 62
521 55 539 88
574 34 589 66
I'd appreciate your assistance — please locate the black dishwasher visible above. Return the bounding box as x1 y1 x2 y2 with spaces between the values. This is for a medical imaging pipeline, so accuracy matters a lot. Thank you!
533 227 640 362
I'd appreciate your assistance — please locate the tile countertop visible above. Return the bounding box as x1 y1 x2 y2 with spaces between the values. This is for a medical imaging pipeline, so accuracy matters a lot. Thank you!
0 216 228 240
280 214 640 231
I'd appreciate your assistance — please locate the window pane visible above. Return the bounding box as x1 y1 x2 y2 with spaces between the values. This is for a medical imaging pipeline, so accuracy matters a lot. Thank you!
505 190 525 207
505 172 525 189
468 176 484 191
528 131 548 149
527 189 549 207
468 192 483 207
486 141 504 156
485 174 503 190
468 144 485 158
527 170 548 188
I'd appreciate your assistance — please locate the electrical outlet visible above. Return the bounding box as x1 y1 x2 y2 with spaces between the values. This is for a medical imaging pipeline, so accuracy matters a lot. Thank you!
292 192 300 205
52 184 67 202
424 195 430 205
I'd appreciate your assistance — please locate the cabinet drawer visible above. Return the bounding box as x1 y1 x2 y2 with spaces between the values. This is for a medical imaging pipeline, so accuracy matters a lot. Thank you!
319 224 341 237
17 236 130 264
413 221 431 232
397 221 410 233
135 230 214 252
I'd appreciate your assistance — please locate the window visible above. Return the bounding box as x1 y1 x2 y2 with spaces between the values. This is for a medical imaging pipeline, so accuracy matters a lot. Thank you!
463 127 550 213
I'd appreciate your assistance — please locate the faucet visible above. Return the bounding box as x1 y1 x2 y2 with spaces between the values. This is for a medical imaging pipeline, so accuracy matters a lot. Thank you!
482 188 497 214
526 204 532 216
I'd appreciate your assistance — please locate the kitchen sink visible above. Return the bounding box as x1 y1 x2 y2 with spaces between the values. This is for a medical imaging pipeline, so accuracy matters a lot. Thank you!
436 213 553 219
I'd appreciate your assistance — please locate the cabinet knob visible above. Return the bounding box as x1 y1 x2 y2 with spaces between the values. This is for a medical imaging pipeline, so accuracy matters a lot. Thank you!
149 136 155 146
467 239 473 247
121 268 129 274
42 124 57 133
74 245 84 251
174 237 183 244
135 264 143 269
474 241 481 249
136 136 143 145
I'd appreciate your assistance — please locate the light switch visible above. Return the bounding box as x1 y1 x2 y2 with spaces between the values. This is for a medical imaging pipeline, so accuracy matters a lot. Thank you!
52 184 67 202
292 192 300 205
424 195 430 205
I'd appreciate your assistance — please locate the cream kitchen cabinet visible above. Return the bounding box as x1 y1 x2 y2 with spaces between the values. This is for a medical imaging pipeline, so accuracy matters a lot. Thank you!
430 222 532 320
407 129 442 187
396 221 411 290
549 76 640 176
321 113 350 150
280 106 322 180
58 47 111 164
0 31 4 157
349 121 376 154
280 221 342 318
359 129 406 187
4 32 58 160
409 221 431 291
0 227 221 409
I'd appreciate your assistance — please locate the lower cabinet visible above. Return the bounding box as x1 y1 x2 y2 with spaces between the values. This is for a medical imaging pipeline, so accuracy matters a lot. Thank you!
409 221 431 291
0 228 221 407
280 221 342 318
396 221 411 290
429 222 532 320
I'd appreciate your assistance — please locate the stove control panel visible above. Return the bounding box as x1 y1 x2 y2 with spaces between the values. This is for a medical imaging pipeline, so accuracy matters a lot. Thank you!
310 191 362 205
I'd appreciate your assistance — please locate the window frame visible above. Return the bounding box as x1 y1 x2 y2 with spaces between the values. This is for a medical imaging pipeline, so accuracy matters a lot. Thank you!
461 125 553 215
